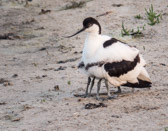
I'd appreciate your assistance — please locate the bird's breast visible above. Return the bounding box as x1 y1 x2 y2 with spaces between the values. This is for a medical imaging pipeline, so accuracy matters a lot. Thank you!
82 35 103 62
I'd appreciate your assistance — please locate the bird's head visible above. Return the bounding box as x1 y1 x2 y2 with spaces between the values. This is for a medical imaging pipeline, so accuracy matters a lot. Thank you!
66 17 101 38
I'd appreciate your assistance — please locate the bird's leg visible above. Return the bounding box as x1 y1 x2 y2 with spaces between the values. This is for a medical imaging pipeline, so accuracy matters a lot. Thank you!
25 0 29 7
88 77 95 97
131 88 135 93
96 79 102 100
105 80 117 99
147 87 151 90
104 79 111 97
117 86 122 93
85 77 91 97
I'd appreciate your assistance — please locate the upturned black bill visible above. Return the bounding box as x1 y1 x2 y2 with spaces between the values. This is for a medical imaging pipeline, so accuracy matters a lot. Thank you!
65 27 86 38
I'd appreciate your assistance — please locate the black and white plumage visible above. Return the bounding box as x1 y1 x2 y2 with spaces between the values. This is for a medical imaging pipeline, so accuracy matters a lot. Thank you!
67 17 152 99
78 61 121 98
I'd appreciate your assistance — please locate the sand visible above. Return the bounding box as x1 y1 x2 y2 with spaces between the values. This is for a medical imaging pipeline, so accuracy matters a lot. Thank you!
0 0 168 130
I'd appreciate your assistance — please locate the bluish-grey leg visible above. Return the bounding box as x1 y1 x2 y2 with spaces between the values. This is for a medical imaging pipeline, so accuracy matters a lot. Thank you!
89 77 95 96
96 79 102 100
131 88 135 92
117 86 121 93
105 80 111 97
105 80 117 99
85 77 91 97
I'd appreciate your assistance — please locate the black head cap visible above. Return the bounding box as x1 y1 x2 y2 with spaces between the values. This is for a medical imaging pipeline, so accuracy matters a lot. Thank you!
65 17 101 38
83 17 101 34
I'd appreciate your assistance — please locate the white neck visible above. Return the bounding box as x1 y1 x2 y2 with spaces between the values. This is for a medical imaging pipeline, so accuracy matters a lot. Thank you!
85 24 100 35
82 33 101 62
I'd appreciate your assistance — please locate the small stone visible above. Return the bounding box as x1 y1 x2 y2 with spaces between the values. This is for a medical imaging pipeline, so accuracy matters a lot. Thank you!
53 85 59 91
85 103 107 109
0 78 9 84
3 82 13 86
39 47 47 51
160 63 166 66
12 117 22 122
35 76 41 79
12 74 18 78
42 75 47 77
54 66 67 71
73 112 80 117
111 115 121 118
71 65 75 68
0 102 6 105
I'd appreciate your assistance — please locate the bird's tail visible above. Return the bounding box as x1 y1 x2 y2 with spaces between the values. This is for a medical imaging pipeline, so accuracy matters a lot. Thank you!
122 67 152 88
138 67 151 83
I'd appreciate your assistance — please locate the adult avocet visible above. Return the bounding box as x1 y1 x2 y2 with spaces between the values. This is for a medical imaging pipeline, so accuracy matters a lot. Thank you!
67 17 152 100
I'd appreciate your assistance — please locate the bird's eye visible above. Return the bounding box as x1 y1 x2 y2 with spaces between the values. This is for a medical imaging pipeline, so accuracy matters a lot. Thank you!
87 23 92 27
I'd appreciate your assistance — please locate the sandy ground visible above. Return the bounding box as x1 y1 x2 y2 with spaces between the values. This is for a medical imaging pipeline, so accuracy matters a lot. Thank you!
0 0 168 130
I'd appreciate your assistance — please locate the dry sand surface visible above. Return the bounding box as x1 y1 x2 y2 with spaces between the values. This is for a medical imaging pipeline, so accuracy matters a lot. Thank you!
0 0 168 131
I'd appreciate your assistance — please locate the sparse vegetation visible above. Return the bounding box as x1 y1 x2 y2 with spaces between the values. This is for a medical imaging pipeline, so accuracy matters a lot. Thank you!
143 46 145 50
121 22 130 36
65 1 85 10
121 21 145 37
122 5 162 37
67 81 71 85
41 99 46 103
145 4 162 25
63 0 92 10
134 14 143 19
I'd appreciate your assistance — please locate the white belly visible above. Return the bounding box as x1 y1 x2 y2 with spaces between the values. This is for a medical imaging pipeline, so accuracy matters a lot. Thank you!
87 66 104 78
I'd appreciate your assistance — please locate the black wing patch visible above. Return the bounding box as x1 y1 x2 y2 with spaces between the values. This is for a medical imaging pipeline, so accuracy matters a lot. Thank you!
85 61 104 70
78 61 85 68
103 38 130 48
104 55 140 77
122 79 152 88
103 38 118 48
